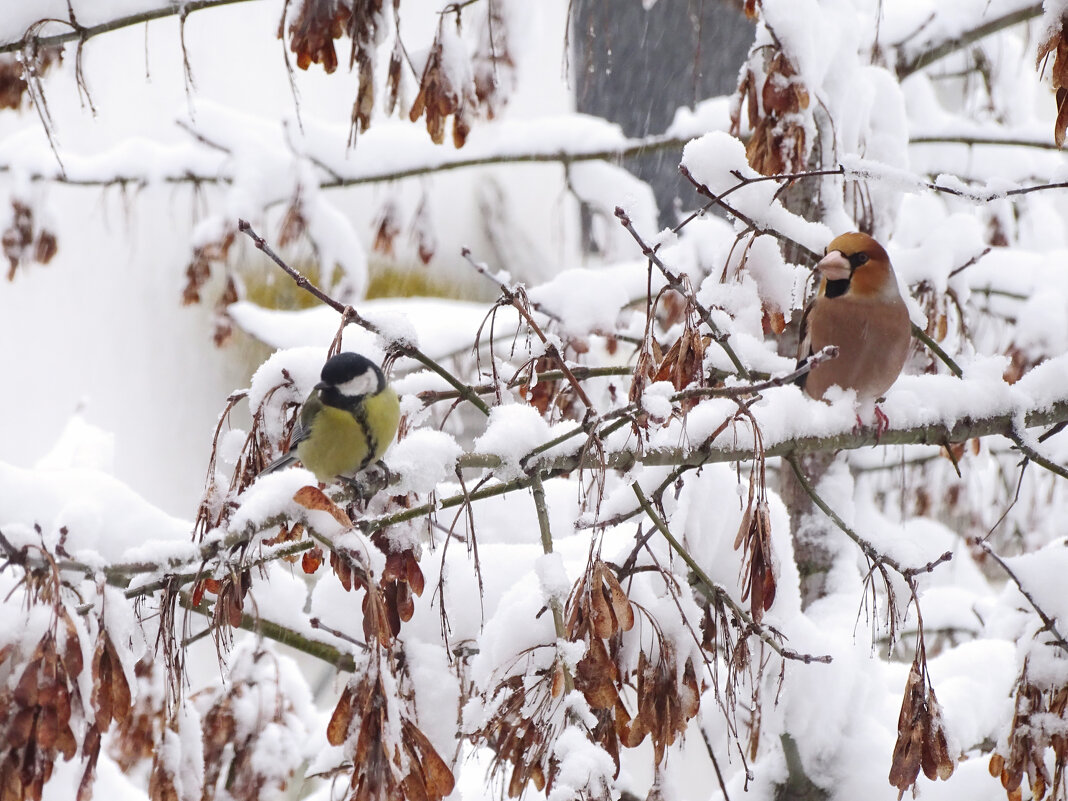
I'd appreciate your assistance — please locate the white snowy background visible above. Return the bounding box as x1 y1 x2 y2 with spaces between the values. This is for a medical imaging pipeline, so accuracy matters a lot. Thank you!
3 1 1068 800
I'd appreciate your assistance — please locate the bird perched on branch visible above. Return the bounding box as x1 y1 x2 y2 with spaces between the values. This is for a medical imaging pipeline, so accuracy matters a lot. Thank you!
263 352 400 484
797 232 911 435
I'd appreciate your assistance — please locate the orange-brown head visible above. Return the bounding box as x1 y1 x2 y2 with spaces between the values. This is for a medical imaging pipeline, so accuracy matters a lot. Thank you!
817 232 898 300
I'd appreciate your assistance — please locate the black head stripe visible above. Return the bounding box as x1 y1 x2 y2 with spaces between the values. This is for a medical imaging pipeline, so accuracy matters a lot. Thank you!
824 278 850 298
321 352 376 385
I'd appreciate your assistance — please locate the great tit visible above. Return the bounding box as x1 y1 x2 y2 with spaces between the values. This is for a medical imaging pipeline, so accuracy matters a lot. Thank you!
263 352 401 484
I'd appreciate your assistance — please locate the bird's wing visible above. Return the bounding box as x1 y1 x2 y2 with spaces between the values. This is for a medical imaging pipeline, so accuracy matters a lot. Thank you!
260 395 319 474
297 392 323 442
261 452 298 474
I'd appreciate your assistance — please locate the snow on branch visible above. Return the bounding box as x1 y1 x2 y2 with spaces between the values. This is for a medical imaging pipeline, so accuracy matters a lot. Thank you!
0 0 258 53
451 388 1068 476
895 1 1043 77
0 122 694 194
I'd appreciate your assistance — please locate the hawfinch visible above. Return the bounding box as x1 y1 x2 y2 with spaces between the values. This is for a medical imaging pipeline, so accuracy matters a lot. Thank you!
797 233 911 429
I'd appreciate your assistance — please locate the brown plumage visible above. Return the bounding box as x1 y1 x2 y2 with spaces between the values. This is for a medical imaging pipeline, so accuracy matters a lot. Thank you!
797 232 911 405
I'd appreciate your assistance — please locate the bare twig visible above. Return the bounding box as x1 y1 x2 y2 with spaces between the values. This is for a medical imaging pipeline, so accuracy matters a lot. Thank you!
972 537 1068 653
1007 429 1068 481
462 248 596 413
632 484 831 664
237 219 491 416
678 165 823 262
671 346 837 402
615 206 752 378
911 134 1061 151
531 473 574 691
911 323 963 378
785 455 953 579
417 365 634 405
181 591 358 671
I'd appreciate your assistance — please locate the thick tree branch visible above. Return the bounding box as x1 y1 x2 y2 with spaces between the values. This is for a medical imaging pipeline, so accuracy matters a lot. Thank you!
181 591 358 671
456 396 1068 475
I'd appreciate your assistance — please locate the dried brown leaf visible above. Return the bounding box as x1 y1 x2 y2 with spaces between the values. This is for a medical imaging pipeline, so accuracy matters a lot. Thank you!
602 569 634 633
589 570 615 640
327 685 355 746
14 661 40 706
293 485 353 528
404 721 456 800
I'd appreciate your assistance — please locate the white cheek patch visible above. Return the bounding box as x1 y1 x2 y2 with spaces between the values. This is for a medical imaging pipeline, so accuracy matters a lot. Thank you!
336 370 379 397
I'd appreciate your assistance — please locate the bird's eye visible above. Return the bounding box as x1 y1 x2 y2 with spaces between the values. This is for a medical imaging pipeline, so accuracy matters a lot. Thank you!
849 252 870 269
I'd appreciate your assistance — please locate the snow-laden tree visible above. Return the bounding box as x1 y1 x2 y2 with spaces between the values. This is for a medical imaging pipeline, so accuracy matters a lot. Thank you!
3 1 1068 800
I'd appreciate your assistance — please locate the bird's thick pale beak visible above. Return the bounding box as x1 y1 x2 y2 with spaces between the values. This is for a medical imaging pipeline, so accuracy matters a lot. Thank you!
816 251 852 281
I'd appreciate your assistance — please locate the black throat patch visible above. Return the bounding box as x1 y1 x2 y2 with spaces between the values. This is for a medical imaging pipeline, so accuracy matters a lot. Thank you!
318 387 358 409
824 278 851 299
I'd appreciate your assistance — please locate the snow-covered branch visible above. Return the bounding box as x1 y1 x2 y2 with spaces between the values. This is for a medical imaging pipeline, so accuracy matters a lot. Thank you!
895 1 1043 77
0 0 259 53
0 126 694 193
451 394 1068 476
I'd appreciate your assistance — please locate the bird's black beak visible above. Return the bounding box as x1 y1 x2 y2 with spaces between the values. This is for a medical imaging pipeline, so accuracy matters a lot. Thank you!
314 381 330 391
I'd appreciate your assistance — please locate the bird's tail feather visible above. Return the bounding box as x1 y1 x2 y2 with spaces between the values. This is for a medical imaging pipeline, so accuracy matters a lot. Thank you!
261 453 298 475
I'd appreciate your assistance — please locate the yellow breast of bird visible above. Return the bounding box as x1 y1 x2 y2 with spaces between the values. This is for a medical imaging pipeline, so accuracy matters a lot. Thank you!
297 405 371 483
364 388 401 462
295 388 401 483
